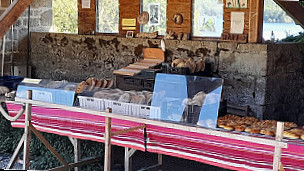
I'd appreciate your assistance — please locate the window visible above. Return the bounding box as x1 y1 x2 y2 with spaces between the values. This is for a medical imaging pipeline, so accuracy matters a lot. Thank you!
263 0 303 41
52 0 78 33
97 0 119 33
192 0 223 37
141 0 167 35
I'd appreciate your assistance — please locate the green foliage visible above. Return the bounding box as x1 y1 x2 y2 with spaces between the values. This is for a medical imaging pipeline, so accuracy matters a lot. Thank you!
264 0 293 23
53 0 78 33
97 0 119 33
282 32 304 43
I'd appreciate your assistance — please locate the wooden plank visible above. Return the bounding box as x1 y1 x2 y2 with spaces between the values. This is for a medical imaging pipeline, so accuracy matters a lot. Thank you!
29 123 69 167
10 99 288 149
273 122 284 171
50 156 103 171
104 109 112 171
7 134 25 169
144 48 165 61
112 125 145 137
166 0 191 35
248 0 263 43
274 1 304 28
0 0 34 39
78 0 96 34
23 90 32 170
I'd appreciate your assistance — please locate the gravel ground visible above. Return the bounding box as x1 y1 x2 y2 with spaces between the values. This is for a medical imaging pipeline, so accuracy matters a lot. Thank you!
0 154 23 170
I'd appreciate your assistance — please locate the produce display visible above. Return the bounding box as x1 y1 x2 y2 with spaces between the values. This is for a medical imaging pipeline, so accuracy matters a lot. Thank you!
217 114 304 140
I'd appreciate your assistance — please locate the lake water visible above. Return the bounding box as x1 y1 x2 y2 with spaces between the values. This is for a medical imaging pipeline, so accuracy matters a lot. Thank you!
263 22 303 40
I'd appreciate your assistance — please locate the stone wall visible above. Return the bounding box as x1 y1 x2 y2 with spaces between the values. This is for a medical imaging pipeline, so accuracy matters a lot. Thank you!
30 32 274 120
0 0 52 75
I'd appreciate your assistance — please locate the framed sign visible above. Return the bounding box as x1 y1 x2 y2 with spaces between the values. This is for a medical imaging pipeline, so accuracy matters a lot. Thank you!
226 0 247 8
148 3 160 25
82 0 90 8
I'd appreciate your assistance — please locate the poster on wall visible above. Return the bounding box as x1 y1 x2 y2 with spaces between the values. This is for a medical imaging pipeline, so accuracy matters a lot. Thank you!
148 3 160 25
230 12 245 34
82 0 91 8
226 0 247 8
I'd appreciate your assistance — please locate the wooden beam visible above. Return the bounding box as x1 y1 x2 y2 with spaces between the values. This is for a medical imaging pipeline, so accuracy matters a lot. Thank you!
7 134 25 169
248 0 264 43
111 125 145 137
273 1 304 29
50 156 103 171
0 0 34 39
29 123 69 167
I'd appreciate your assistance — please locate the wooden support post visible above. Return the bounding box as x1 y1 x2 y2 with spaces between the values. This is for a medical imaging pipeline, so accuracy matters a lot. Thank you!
7 134 25 169
248 0 264 43
23 90 32 170
158 154 163 166
69 137 81 171
124 147 136 171
273 122 284 171
29 123 69 167
104 108 112 171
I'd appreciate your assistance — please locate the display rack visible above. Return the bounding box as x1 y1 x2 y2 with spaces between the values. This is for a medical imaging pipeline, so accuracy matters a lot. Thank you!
0 90 289 171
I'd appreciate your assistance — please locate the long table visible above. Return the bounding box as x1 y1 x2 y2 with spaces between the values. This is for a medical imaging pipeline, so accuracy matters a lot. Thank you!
6 101 304 171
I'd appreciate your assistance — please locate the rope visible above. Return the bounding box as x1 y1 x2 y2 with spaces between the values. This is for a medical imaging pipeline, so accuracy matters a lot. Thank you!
0 102 25 121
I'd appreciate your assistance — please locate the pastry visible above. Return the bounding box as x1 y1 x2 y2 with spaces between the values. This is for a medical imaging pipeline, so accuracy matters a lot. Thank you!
260 129 275 136
195 59 206 72
283 131 300 139
118 93 131 103
250 127 261 134
94 79 102 88
64 84 77 91
101 79 108 88
176 62 187 68
301 134 304 140
76 81 88 93
130 95 146 104
106 80 114 88
284 122 297 129
171 58 184 67
289 128 304 135
223 125 234 131
185 58 196 73
235 125 246 132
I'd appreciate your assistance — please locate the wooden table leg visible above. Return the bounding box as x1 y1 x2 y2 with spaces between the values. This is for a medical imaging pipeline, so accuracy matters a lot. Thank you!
104 116 112 171
23 90 32 170
273 122 284 171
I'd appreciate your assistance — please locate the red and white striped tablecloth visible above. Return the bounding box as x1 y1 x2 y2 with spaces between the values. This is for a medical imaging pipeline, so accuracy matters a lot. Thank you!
7 103 145 151
146 125 304 171
6 103 304 170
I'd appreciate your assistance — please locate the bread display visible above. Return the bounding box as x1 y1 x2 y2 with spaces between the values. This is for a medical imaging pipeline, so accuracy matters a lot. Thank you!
76 78 114 93
217 114 304 140
171 57 206 74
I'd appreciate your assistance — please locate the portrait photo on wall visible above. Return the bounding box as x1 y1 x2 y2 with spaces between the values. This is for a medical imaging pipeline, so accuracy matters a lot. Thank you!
148 3 160 25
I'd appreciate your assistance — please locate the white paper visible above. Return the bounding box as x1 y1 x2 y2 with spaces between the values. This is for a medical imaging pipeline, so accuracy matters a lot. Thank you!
230 12 244 34
82 0 90 9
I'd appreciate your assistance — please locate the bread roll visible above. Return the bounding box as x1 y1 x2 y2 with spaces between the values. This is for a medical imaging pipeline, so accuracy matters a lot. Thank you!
223 125 234 131
106 80 114 88
171 58 184 67
76 81 88 93
283 131 300 139
185 58 196 73
235 125 246 132
301 134 304 140
118 93 131 103
176 62 187 68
